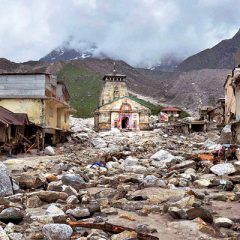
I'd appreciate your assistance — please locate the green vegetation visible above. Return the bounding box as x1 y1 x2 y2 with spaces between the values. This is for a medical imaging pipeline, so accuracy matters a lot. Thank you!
57 63 190 118
179 110 191 118
129 95 161 115
57 63 103 118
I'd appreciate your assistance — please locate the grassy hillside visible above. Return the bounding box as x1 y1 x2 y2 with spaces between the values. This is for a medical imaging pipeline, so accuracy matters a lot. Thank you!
57 63 103 118
57 63 182 118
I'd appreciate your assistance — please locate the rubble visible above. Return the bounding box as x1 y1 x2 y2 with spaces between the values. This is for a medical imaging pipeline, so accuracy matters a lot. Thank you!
1 117 240 239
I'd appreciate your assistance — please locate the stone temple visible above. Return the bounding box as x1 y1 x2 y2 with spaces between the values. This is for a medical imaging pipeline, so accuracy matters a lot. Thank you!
94 65 151 131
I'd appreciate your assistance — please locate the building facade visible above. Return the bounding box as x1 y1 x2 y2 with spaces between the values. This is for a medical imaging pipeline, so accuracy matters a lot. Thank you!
0 73 74 143
94 70 151 131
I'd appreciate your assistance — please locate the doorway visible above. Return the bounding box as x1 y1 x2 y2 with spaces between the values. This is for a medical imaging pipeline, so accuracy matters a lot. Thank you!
121 117 129 129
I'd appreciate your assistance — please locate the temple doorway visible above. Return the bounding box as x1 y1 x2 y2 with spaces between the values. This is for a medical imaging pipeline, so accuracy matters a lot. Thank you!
121 117 129 129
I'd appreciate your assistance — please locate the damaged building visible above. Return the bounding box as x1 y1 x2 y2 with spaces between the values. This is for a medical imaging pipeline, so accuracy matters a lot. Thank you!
0 72 75 145
94 67 151 131
222 66 240 144
0 106 30 154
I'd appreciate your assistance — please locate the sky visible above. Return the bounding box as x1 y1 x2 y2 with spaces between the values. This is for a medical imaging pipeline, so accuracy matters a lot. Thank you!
0 0 239 67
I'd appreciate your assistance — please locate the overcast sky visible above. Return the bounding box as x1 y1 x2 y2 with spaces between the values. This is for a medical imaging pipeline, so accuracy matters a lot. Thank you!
0 0 239 66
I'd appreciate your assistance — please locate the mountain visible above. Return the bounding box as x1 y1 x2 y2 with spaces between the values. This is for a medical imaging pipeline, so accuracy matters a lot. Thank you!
178 29 240 71
40 39 102 63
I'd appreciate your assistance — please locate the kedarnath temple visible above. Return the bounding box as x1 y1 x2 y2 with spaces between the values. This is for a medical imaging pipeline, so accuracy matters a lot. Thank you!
94 64 151 131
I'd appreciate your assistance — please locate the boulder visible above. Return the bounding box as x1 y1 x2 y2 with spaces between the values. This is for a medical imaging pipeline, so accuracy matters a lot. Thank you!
214 217 233 228
193 179 211 188
186 207 213 223
123 156 139 166
91 138 107 148
125 165 147 174
66 207 90 219
0 207 24 224
172 160 196 170
45 205 65 218
26 195 42 208
44 146 55 156
111 230 137 240
0 226 9 240
0 163 13 197
19 173 45 189
42 224 73 240
210 163 236 176
143 175 158 187
168 206 187 219
61 174 86 189
150 150 176 168
30 191 68 203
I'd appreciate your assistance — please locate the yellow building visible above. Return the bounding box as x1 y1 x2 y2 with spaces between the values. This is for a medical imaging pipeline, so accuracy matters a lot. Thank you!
0 73 74 143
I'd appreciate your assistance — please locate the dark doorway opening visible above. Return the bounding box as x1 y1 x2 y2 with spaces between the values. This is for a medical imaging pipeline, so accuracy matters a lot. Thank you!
122 117 129 129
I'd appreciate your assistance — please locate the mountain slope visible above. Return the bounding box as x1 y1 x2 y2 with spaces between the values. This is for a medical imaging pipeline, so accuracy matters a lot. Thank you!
178 29 240 71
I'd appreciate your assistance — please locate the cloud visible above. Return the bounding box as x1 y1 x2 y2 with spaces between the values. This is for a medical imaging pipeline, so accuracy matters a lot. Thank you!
0 0 239 66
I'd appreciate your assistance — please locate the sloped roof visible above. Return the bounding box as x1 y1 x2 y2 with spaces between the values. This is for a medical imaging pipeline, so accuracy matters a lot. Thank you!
0 106 29 125
161 107 181 112
98 96 151 112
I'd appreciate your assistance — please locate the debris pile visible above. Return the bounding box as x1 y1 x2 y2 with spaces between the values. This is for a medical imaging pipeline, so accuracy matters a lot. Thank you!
1 118 240 239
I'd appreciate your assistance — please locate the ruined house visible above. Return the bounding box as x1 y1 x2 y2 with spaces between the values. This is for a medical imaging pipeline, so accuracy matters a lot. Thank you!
0 106 29 153
225 73 236 124
159 107 182 122
94 68 151 131
0 72 74 144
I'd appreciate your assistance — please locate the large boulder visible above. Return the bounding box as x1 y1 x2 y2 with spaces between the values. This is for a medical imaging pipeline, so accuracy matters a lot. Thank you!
214 217 233 228
210 163 236 176
44 146 55 156
186 207 213 223
42 224 73 240
66 207 90 219
91 138 107 149
150 150 176 168
29 191 68 203
19 173 45 189
0 163 13 197
61 174 86 189
0 207 24 224
0 226 9 240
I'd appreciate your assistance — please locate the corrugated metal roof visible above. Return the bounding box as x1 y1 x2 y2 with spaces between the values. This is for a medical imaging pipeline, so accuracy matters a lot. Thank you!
0 106 29 125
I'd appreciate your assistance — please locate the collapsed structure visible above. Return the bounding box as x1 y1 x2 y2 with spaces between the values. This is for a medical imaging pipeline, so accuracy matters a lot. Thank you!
221 66 240 144
94 66 151 131
0 72 74 147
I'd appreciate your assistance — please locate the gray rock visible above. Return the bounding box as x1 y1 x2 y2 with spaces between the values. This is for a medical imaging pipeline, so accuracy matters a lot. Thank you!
150 150 176 168
26 195 42 208
66 195 79 204
0 208 24 224
143 175 158 187
0 163 13 197
210 163 236 176
168 206 187 219
42 224 73 240
123 156 139 166
44 146 55 156
66 207 90 219
91 138 107 148
172 160 196 170
19 173 45 189
214 217 233 228
61 174 86 189
0 226 9 240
